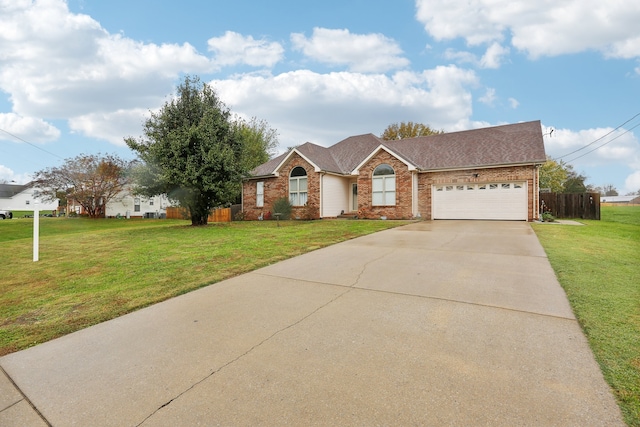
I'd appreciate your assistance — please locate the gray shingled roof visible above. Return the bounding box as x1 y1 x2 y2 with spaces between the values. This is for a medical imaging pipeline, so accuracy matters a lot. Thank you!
248 121 545 177
384 120 546 170
328 134 383 173
296 142 342 173
0 183 30 198
249 152 288 177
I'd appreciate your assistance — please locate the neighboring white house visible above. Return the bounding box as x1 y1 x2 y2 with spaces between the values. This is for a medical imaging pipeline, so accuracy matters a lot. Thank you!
0 183 59 212
104 191 172 218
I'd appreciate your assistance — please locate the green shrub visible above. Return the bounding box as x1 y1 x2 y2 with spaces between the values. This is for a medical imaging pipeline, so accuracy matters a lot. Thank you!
272 197 292 220
542 212 555 222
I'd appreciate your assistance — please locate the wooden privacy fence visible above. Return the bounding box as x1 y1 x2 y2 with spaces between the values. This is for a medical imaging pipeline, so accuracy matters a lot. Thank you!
539 192 600 220
165 206 232 222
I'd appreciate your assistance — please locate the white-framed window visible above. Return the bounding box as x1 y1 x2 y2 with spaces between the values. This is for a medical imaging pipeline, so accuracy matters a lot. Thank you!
25 200 30 205
372 164 396 206
289 167 307 206
149 199 154 206
134 197 140 212
256 181 264 207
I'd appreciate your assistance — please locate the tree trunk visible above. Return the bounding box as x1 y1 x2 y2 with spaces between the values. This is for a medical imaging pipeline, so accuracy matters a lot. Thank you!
189 206 209 226
191 215 208 226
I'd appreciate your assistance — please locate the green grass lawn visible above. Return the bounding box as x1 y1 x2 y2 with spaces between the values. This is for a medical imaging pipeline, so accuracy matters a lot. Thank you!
0 217 407 356
532 206 640 426
2 208 638 424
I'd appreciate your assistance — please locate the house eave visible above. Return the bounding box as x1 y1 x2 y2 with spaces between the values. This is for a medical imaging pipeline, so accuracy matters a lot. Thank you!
320 170 351 177
243 173 278 181
417 161 545 173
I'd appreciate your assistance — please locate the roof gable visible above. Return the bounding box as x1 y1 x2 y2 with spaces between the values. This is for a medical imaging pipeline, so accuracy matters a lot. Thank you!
352 145 417 175
248 142 332 176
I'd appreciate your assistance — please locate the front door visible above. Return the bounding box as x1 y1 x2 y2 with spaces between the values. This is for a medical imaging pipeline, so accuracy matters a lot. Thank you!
351 183 358 211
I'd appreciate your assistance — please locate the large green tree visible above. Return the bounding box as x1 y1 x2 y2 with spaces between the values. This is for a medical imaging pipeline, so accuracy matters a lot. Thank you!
539 157 589 193
539 158 568 193
126 76 247 226
235 116 279 172
33 154 132 218
380 121 443 140
563 173 588 193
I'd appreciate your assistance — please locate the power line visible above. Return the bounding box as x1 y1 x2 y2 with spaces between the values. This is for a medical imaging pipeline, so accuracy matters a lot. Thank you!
554 112 640 161
563 121 640 164
0 127 64 160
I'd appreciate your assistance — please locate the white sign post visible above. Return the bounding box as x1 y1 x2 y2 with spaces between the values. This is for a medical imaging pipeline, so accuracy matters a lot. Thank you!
33 202 39 262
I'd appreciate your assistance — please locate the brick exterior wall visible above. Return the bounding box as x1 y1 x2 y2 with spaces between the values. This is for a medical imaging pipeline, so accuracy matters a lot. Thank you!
356 150 414 220
242 154 321 220
417 165 539 221
243 151 539 221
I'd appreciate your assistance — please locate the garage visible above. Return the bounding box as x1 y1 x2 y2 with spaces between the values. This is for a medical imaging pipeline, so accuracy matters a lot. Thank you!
432 182 527 220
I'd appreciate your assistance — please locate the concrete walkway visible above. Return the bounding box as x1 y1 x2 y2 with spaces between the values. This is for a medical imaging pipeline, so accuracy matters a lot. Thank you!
0 221 624 426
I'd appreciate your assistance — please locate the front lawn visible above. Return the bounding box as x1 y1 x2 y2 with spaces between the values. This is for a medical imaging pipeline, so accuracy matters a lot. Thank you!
532 206 640 426
0 217 407 356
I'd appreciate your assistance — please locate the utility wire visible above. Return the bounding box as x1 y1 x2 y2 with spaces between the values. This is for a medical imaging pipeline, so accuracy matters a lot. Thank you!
563 121 640 164
555 112 640 160
0 127 64 160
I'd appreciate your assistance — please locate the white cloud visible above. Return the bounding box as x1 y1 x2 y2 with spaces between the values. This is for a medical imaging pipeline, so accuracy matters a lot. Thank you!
212 66 477 149
291 28 410 73
0 0 212 142
0 113 60 142
624 171 640 194
207 31 284 68
478 88 496 106
545 126 640 169
480 42 510 68
443 49 476 65
415 0 640 60
0 164 31 184
541 125 640 191
68 108 151 146
444 42 509 69
508 98 519 109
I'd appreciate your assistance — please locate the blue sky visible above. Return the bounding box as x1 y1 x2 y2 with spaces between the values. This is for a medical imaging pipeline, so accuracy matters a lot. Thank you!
1 0 639 194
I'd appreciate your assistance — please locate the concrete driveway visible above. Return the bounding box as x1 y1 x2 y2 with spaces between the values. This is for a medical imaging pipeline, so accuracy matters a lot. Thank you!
0 221 624 426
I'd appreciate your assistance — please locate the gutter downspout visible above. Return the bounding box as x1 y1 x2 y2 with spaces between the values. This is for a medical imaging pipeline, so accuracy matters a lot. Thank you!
411 171 420 218
533 165 539 221
319 173 324 219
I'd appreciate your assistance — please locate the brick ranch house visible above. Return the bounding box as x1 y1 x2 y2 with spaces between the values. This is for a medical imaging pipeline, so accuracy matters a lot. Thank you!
242 120 546 221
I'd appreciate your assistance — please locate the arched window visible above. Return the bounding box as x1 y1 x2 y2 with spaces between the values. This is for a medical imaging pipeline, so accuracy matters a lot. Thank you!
289 166 308 206
372 164 395 206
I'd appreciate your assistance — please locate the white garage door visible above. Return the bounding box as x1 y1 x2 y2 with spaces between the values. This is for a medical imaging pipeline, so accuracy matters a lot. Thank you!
432 182 527 220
